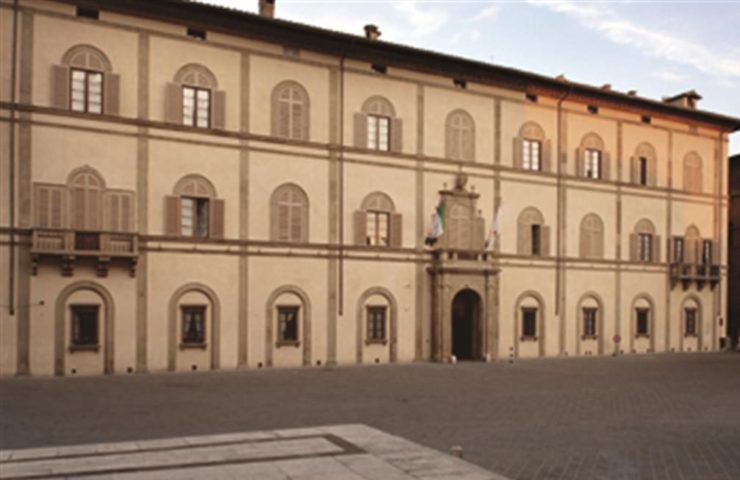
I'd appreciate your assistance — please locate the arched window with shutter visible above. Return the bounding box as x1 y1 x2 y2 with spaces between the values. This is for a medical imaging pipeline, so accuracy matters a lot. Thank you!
684 225 701 264
575 132 610 180
630 218 659 263
683 152 703 193
445 109 475 162
164 64 225 129
579 213 605 259
271 80 310 141
68 167 105 231
164 175 224 239
271 183 309 243
354 96 402 153
513 122 550 172
51 44 119 115
517 207 549 256
354 192 401 248
631 142 657 187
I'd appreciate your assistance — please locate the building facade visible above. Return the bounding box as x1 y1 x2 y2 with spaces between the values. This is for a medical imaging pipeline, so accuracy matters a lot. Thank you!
729 154 740 347
1 0 738 376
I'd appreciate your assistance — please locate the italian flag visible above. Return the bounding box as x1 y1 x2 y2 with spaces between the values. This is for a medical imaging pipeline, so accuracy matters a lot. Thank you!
425 199 446 246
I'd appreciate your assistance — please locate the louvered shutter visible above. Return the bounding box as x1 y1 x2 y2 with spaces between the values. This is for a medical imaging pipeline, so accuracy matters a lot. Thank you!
648 157 657 187
72 188 85 230
668 236 676 264
541 226 551 256
390 118 403 153
542 139 552 172
575 148 583 177
51 65 70 109
629 233 638 261
602 152 611 181
164 83 183 124
164 195 181 236
353 113 367 148
518 221 529 255
630 156 638 184
276 203 290 240
212 90 226 130
463 129 474 162
579 227 588 259
121 194 132 232
209 199 225 238
290 203 303 242
712 240 720 265
275 100 289 137
652 235 661 263
390 213 403 248
36 186 50 227
445 122 455 159
103 73 120 115
50 188 64 228
354 210 367 245
513 137 523 169
106 193 120 231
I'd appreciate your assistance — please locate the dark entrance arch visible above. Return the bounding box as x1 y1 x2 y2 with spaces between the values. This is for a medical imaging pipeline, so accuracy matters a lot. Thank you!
451 289 481 360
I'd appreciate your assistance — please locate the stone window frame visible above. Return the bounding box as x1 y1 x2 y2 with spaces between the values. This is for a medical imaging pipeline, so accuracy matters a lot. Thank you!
69 304 100 351
582 307 598 338
270 183 310 243
164 174 225 239
630 218 660 264
265 285 312 367
276 305 301 347
164 63 225 129
521 307 538 340
517 207 550 256
681 296 702 339
167 283 221 371
635 307 651 337
682 151 703 194
631 142 658 187
513 121 551 172
51 44 120 116
575 132 611 180
180 304 207 349
576 292 605 350
513 291 546 357
579 213 605 259
630 294 655 346
353 191 402 248
445 109 475 162
353 95 403 153
271 80 310 141
365 305 388 344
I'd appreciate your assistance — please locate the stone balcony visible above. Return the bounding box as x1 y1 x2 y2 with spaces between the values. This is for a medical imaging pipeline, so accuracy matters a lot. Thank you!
31 229 138 277
669 262 720 290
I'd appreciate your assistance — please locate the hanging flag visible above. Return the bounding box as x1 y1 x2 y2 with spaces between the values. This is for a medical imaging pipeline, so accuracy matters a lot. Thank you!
425 198 446 246
486 205 502 251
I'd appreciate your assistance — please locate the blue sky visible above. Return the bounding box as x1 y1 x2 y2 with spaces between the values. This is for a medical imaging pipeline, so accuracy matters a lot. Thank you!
204 0 740 155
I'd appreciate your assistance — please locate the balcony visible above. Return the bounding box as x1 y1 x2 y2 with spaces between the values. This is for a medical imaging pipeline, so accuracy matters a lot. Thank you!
669 263 720 290
31 229 138 277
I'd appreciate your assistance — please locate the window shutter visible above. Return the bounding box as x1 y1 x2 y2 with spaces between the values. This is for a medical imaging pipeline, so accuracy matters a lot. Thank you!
290 204 304 242
105 192 120 231
474 217 485 250
541 226 551 256
668 236 676 263
542 139 552 172
212 90 226 130
293 101 307 140
630 156 638 184
517 221 529 255
463 129 474 162
575 148 583 177
712 240 720 265
103 73 120 115
72 188 86 230
164 195 181 236
36 186 50 228
602 152 611 181
50 188 64 228
579 227 588 259
353 210 367 245
164 83 182 124
390 118 403 153
445 123 455 159
121 194 132 232
513 137 522 169
652 235 661 263
353 113 367 148
275 203 289 240
209 198 225 238
390 213 403 248
51 65 69 109
629 233 638 261
648 157 657 187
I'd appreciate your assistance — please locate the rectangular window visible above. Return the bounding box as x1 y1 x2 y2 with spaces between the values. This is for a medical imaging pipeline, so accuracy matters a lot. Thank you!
181 306 206 345
702 240 712 265
585 149 601 179
71 305 99 347
70 68 103 114
636 308 649 336
531 224 541 256
277 306 299 344
180 197 209 237
366 306 387 342
367 115 390 151
638 233 653 262
76 7 99 19
685 308 697 336
366 211 390 246
522 139 541 171
182 86 211 128
522 308 537 338
187 27 206 40
639 156 648 186
673 237 684 263
583 308 597 337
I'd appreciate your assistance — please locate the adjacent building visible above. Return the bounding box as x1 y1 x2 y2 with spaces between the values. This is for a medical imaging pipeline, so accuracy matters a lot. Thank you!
729 154 740 347
1 0 739 376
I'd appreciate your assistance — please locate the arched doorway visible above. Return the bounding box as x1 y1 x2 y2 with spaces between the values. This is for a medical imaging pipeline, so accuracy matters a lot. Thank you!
451 289 481 360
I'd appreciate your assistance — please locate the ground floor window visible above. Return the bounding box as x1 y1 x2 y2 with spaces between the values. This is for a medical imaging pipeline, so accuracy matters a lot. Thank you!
366 306 387 343
521 307 537 339
685 308 697 336
636 308 650 337
181 305 206 345
277 306 299 345
583 307 597 338
71 305 99 348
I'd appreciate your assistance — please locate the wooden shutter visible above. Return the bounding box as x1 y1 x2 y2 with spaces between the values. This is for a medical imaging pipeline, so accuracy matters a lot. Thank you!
579 226 588 259
513 137 522 169
50 187 64 228
390 213 403 248
164 195 181 236
209 198 225 238
602 152 611 181
517 221 529 255
463 129 474 162
542 139 552 172
630 156 638 184
353 210 367 245
105 192 120 231
541 226 551 256
712 240 720 265
648 157 657 187
290 203 304 242
575 148 583 177
164 83 182 124
390 118 403 153
121 194 132 232
103 73 120 115
212 90 226 130
629 233 638 261
668 236 676 263
51 65 69 109
354 113 367 148
652 235 661 263
36 186 50 228
474 217 485 250
72 188 85 230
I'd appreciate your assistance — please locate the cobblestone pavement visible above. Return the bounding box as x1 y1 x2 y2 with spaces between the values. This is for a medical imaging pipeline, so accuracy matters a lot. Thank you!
1 354 739 479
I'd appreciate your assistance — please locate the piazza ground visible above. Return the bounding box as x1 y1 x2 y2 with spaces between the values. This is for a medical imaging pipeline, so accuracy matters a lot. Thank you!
2 353 739 480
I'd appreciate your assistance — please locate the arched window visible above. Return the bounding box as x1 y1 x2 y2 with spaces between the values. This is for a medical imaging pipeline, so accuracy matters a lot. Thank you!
576 133 610 180
271 184 309 243
68 167 105 231
514 122 550 172
683 152 703 193
265 285 312 367
165 64 225 129
164 175 224 239
354 192 401 247
52 44 119 115
632 295 653 339
271 81 310 140
354 96 402 153
630 219 659 263
632 142 657 187
684 225 701 264
517 207 549 256
682 297 700 337
579 213 604 259
579 295 602 339
445 109 475 161
514 292 545 351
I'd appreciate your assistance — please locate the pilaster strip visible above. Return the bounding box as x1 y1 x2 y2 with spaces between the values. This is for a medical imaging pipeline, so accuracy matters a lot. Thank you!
238 51 250 367
326 66 340 365
415 83 425 360
493 98 501 359
713 137 723 349
615 122 623 354
557 110 567 354
665 130 673 352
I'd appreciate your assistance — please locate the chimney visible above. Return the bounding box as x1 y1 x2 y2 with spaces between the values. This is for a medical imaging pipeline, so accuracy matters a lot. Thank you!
364 24 381 40
601 84 612 91
259 0 275 18
627 90 637 96
663 90 702 110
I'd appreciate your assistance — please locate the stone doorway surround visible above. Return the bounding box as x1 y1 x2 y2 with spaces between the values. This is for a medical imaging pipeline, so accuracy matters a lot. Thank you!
452 289 482 360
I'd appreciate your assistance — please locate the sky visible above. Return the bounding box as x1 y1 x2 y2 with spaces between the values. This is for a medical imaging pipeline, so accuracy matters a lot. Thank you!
201 0 740 155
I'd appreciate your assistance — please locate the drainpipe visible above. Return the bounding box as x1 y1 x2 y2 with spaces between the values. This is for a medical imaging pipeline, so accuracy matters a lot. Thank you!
555 83 573 325
8 0 19 316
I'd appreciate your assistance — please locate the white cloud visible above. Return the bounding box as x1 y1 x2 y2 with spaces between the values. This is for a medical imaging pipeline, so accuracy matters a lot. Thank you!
651 70 688 82
529 0 740 80
393 1 449 37
472 5 500 22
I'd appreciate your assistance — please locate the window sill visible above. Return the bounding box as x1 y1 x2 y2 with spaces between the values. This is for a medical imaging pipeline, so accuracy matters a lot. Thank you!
635 334 650 339
276 340 300 348
683 333 698 338
365 339 388 346
69 344 100 353
581 335 598 341
520 336 538 342
180 342 207 350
